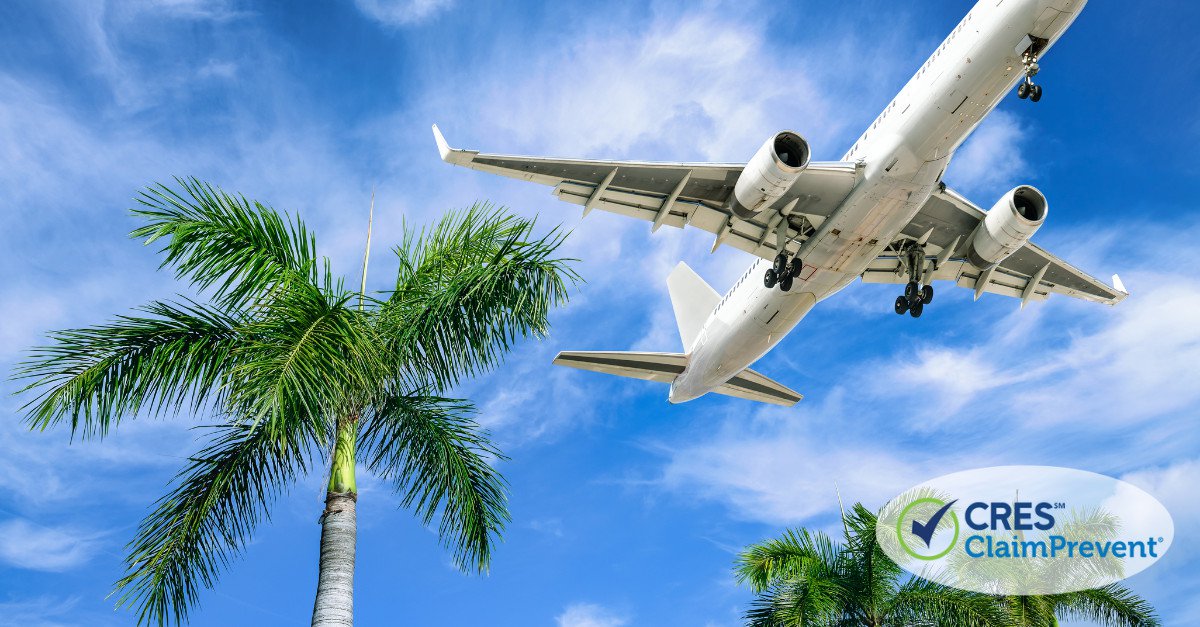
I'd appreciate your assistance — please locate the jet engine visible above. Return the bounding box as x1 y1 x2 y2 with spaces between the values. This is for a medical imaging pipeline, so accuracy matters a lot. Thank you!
966 185 1048 268
729 131 811 219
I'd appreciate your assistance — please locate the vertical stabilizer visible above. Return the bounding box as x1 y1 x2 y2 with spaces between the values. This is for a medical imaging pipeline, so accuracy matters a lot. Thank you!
667 262 721 352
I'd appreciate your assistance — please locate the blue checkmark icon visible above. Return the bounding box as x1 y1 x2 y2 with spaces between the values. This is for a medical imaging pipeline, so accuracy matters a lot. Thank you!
911 499 958 548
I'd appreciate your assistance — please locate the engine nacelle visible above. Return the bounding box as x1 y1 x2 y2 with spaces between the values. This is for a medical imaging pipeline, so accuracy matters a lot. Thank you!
729 131 811 219
967 185 1048 268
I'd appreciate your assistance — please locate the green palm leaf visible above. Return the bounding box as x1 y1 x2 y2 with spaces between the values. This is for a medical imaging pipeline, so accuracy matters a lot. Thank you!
115 419 316 626
359 392 509 573
379 203 579 390
14 299 243 439
131 177 320 308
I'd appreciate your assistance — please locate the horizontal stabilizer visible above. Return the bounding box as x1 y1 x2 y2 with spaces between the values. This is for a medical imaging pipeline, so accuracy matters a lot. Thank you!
553 351 686 384
553 351 801 407
715 368 803 406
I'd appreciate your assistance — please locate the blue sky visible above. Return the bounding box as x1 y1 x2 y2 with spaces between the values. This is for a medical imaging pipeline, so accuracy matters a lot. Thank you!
1 0 1198 625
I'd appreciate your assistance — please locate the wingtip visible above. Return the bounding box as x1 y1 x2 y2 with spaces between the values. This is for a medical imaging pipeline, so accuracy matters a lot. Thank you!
1112 273 1127 294
431 123 452 162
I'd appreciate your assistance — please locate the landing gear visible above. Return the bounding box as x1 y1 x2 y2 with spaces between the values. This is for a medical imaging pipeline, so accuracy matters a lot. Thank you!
1016 48 1043 103
764 253 802 292
891 241 935 318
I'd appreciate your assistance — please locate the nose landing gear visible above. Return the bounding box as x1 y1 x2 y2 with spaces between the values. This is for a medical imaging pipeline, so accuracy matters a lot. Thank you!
764 253 802 292
1015 46 1044 103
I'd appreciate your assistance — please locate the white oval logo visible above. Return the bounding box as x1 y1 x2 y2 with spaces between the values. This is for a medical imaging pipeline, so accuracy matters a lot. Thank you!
875 465 1174 595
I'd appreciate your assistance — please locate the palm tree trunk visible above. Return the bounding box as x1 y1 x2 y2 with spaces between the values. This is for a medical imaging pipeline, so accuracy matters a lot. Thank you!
312 418 358 626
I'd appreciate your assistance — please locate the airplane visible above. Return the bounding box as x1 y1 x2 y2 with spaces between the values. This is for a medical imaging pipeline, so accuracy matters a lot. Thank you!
432 0 1126 407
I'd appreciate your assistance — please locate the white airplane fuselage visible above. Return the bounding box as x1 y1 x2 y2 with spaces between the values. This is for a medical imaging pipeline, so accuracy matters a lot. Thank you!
669 0 1086 403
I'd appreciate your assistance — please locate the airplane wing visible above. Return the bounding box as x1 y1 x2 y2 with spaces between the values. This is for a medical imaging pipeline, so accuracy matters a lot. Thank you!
861 185 1128 306
433 125 861 259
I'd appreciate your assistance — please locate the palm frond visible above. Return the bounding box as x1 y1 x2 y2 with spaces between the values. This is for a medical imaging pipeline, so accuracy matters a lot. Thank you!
888 577 1010 627
735 527 841 593
359 391 509 573
114 419 314 626
14 299 243 439
226 280 380 440
378 203 579 390
1046 584 1161 627
131 177 319 308
744 578 844 627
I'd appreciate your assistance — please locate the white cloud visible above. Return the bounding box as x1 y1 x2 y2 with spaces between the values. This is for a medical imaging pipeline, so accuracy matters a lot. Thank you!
556 602 629 627
657 393 951 525
944 110 1029 197
0 519 101 572
460 12 847 162
0 596 81 627
353 0 454 27
126 0 248 21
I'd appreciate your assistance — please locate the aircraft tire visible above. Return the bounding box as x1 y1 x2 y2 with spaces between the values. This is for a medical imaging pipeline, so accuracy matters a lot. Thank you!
905 281 920 302
773 253 788 275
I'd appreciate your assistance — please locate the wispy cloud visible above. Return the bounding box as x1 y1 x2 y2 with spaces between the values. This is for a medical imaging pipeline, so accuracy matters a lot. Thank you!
0 519 102 572
353 0 454 27
0 596 82 627
556 602 629 627
944 110 1030 197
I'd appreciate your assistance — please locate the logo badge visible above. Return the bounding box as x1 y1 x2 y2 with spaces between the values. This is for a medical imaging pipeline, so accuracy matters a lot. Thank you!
876 465 1174 595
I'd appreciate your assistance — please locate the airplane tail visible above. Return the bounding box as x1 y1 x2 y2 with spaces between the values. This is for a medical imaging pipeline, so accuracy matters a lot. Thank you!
666 261 720 352
551 262 801 406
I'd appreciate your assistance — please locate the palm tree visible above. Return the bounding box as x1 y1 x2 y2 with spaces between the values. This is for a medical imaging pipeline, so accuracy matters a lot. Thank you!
737 503 1008 626
735 503 1160 627
14 178 578 626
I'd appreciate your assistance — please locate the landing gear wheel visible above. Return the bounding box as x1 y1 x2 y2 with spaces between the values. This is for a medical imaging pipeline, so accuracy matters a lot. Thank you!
764 268 778 288
1017 82 1030 99
904 281 920 302
909 300 924 318
787 258 803 277
773 253 788 275
779 275 794 292
894 295 909 315
921 284 934 305
1030 84 1043 102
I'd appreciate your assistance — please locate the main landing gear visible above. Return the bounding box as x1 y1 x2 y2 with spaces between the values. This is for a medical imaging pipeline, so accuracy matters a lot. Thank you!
894 281 934 318
764 253 802 292
1015 49 1043 102
892 241 934 318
